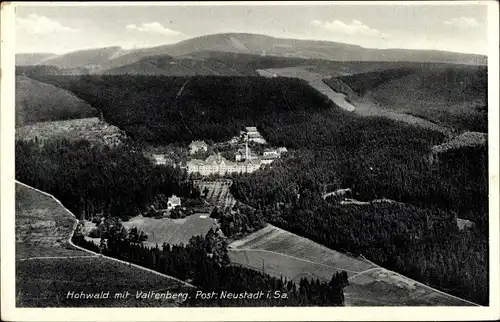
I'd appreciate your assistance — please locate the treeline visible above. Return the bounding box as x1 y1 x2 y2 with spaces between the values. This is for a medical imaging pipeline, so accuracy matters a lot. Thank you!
72 225 347 306
210 203 266 239
29 75 333 144
15 138 199 220
228 192 488 304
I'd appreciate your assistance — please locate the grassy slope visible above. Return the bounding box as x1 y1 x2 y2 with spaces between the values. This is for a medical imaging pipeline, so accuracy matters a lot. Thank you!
39 46 122 69
16 53 55 66
333 65 488 132
16 183 88 258
15 76 97 127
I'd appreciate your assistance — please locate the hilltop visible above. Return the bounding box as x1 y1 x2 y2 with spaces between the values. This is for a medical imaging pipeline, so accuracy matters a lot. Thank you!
16 33 487 71
15 76 98 127
101 54 248 76
16 53 56 66
36 46 128 69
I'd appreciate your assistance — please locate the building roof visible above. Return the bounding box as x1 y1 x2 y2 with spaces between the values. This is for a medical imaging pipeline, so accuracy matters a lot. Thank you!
243 159 262 166
204 154 237 166
189 140 208 148
261 152 280 159
245 126 258 132
247 132 261 138
188 159 206 166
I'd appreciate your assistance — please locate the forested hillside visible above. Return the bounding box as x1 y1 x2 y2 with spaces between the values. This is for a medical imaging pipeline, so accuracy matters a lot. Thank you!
30 75 333 143
324 64 488 132
15 139 198 220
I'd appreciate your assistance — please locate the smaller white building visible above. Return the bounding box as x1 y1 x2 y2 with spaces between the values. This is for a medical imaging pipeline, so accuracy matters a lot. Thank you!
167 195 181 210
189 140 208 155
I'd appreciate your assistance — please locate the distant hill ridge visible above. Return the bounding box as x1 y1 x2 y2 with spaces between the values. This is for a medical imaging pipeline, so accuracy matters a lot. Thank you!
16 33 487 71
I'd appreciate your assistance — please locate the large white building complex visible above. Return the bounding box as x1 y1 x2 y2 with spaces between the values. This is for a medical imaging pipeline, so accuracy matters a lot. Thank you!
187 140 287 176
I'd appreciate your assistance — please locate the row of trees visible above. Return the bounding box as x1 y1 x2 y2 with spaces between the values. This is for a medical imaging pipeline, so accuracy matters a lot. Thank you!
72 225 348 306
210 203 266 239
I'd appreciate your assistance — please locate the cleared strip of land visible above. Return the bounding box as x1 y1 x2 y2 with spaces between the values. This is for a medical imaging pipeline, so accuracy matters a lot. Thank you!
16 182 91 258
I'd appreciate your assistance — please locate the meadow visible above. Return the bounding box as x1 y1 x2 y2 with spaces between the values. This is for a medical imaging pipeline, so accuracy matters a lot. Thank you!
16 183 89 258
123 214 216 247
15 183 190 307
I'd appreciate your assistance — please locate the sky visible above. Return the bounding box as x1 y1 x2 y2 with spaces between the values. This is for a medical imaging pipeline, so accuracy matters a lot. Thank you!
15 3 490 55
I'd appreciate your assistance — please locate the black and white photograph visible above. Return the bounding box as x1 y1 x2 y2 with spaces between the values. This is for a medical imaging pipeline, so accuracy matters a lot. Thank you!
1 1 499 321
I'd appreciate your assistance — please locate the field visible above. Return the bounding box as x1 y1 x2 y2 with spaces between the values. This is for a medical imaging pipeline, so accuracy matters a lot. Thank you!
194 180 237 210
15 75 97 126
229 225 477 306
16 257 186 307
15 117 127 146
123 214 216 247
16 183 89 258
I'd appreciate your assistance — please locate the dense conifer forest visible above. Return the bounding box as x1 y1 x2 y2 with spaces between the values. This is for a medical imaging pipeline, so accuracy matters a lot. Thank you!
15 139 198 219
